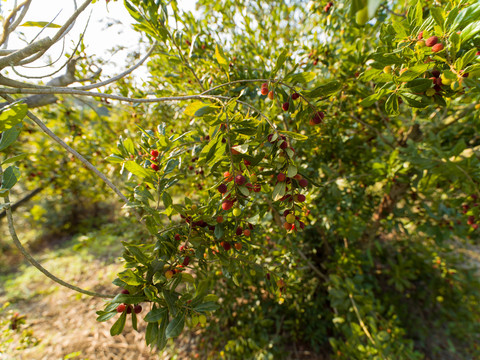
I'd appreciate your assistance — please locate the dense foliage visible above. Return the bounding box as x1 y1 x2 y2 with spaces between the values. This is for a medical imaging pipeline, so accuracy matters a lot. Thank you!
2 0 480 358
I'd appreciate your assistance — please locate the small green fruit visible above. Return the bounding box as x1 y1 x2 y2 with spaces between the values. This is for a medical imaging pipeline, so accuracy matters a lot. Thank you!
233 208 241 217
425 88 436 97
286 213 296 224
355 7 369 25
440 73 452 86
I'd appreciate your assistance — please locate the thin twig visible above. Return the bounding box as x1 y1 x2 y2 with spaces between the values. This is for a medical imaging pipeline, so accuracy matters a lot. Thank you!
0 165 113 298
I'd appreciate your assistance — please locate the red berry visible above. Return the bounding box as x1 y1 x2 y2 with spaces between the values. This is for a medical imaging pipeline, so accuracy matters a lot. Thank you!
267 133 276 143
236 226 243 236
117 304 126 313
283 209 290 216
243 229 251 236
261 82 268 89
182 256 191 266
299 179 308 188
253 184 261 192
282 102 290 111
224 171 233 182
222 200 234 211
292 92 300 100
218 183 228 194
261 85 269 96
134 305 142 314
151 164 159 171
121 289 129 294
268 90 274 100
277 173 286 182
477 51 480 56
221 241 231 251
126 305 132 314
151 150 159 157
296 194 306 203
468 216 475 225
216 215 224 223
243 159 251 166
175 234 181 241
235 174 246 185
431 70 440 78
432 43 444 53
312 111 324 124
280 141 288 150
418 31 423 40
425 36 438 47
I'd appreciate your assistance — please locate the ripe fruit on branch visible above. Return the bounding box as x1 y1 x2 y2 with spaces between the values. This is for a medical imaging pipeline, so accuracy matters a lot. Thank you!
216 215 224 223
279 141 288 150
312 111 324 125
282 102 290 111
268 90 274 100
299 178 308 188
295 194 306 203
425 36 438 47
277 173 286 182
175 234 181 241
235 174 246 185
224 171 233 182
165 270 174 280
234 243 242 250
121 289 129 294
383 66 392 74
222 200 234 211
432 43 444 52
243 229 251 236
134 305 142 314
260 83 269 96
292 92 300 100
418 31 423 40
425 88 436 97
218 183 228 194
284 222 293 230
221 241 232 251
355 6 369 25
126 305 133 314
117 304 126 313
235 226 243 236
150 150 159 157
182 256 191 266
431 69 440 78
151 164 159 171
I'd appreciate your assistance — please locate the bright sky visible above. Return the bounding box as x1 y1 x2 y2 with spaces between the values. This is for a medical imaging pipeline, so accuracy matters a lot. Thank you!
1 0 196 82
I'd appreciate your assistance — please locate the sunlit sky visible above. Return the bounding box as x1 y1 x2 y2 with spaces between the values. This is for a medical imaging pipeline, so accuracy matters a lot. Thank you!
0 0 196 82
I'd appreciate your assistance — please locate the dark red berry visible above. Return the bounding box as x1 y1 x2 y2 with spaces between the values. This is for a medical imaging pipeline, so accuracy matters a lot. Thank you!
117 304 126 313
182 256 191 266
425 36 438 47
235 174 246 186
236 226 243 236
221 241 231 251
218 183 228 194
151 150 159 157
126 305 132 314
134 305 142 314
299 179 308 188
282 102 290 111
277 173 286 182
151 164 159 171
431 70 440 78
175 234 181 241
292 92 300 100
121 289 129 294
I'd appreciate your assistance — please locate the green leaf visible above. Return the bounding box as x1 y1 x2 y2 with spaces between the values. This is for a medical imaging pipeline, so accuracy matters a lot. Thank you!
194 301 220 312
360 89 388 107
164 159 179 174
110 311 127 336
398 64 432 82
124 161 151 179
96 311 117 322
215 44 230 77
385 93 399 116
165 313 185 339
430 7 444 30
144 307 168 322
287 164 297 178
111 293 146 304
1 166 20 190
146 321 159 346
162 191 173 209
305 80 342 98
132 311 138 331
105 154 125 163
283 72 316 85
279 131 308 141
460 20 480 42
0 102 27 132
214 224 224 239
125 245 150 265
21 21 61 28
271 49 288 77
1 154 27 165
272 182 286 201
0 123 23 152
402 78 432 93
238 185 250 197
400 93 431 108
123 138 135 154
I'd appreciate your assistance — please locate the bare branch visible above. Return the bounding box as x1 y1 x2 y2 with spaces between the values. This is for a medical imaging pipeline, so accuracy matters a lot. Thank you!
0 0 32 47
0 37 52 70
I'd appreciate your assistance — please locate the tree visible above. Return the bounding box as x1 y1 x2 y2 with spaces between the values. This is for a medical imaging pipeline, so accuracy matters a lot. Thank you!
1 0 480 358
